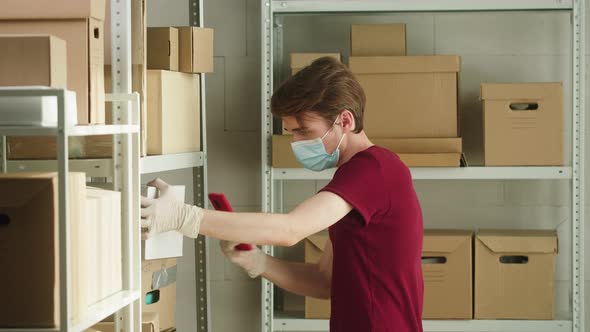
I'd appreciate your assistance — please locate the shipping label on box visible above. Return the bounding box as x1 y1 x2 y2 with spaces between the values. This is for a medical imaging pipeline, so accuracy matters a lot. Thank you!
422 230 472 319
351 24 406 56
147 27 179 71
481 82 563 166
178 27 213 73
474 230 558 320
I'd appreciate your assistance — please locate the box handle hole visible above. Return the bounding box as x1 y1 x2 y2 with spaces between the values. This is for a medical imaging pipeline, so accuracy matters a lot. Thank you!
509 103 538 111
168 40 171 56
0 214 10 226
94 28 100 39
421 256 447 264
499 255 529 264
144 289 160 305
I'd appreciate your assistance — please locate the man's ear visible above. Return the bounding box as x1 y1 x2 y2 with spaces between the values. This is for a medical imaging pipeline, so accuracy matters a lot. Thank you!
340 110 356 132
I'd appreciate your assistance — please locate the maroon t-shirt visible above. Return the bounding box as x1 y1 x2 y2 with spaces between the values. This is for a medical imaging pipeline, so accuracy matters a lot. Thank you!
320 145 424 332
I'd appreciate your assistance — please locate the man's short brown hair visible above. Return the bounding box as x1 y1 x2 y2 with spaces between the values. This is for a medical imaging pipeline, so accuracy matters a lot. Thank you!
271 56 366 133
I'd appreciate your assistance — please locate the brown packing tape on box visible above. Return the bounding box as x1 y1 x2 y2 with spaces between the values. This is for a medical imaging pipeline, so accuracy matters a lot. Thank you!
481 82 563 166
178 27 214 73
349 56 460 138
142 259 178 330
0 35 67 88
351 24 406 56
304 234 331 319
475 230 558 320
422 230 473 319
147 70 201 155
0 19 105 125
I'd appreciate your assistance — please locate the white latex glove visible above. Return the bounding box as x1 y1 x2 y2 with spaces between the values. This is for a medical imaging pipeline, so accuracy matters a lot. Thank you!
141 178 204 238
220 240 267 278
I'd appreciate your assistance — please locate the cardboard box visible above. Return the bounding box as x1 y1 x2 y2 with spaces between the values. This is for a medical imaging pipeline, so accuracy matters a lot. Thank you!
147 28 179 71
142 259 177 330
304 234 331 319
178 27 213 73
349 55 460 138
0 0 105 20
397 153 461 167
0 172 86 327
475 230 558 320
6 136 108 160
351 24 406 56
93 312 159 332
290 53 341 75
0 19 105 125
142 185 185 260
147 70 200 155
85 188 122 302
422 230 472 319
481 83 563 166
0 35 67 88
272 135 298 168
372 137 462 153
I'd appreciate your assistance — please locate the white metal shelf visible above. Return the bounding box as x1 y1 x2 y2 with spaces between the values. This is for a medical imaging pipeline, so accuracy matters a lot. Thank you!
140 152 204 174
271 0 573 13
273 313 572 332
272 166 572 181
71 290 141 332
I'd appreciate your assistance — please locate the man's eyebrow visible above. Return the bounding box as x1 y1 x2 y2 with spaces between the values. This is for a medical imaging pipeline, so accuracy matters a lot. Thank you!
290 126 308 132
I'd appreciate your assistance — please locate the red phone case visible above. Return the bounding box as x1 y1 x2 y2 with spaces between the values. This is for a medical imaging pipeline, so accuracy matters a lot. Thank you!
208 193 253 251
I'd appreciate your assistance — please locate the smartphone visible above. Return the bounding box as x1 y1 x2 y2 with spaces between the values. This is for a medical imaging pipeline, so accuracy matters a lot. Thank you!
208 193 253 251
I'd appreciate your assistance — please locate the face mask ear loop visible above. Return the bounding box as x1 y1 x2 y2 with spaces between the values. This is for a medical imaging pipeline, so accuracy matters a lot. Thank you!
321 116 341 140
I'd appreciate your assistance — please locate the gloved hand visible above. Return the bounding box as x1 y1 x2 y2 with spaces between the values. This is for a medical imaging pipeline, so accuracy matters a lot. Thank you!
220 240 267 278
141 178 204 238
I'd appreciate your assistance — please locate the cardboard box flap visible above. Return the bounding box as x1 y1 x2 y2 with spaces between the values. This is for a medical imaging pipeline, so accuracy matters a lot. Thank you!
480 82 563 101
0 0 106 20
349 55 460 74
477 230 558 254
290 53 341 69
306 234 329 251
423 230 472 253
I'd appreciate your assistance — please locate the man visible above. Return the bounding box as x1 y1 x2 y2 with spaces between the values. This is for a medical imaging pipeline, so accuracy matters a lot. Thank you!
142 57 424 331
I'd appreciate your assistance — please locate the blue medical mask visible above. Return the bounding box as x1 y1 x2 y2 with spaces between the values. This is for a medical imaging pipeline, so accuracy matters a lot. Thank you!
290 118 345 172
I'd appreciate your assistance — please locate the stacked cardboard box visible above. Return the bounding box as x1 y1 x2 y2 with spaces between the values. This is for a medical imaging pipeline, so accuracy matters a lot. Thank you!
481 83 563 166
349 24 462 167
0 172 122 327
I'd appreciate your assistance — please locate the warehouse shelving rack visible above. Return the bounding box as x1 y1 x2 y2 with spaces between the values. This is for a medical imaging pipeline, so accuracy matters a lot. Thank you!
260 1 586 332
0 0 211 331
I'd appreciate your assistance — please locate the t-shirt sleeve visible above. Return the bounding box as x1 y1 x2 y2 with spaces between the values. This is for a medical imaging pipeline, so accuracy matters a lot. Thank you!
320 152 389 225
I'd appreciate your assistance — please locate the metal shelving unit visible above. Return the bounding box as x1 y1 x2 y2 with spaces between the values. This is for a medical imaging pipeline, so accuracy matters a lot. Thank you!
260 1 585 332
0 88 141 332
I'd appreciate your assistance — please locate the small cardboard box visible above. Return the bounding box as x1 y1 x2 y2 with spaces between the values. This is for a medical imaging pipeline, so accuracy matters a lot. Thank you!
481 83 563 166
0 172 86 327
0 35 67 88
178 27 213 73
0 18 105 125
422 230 472 319
147 70 201 155
93 312 160 332
272 135 298 168
142 258 178 330
351 24 406 56
142 185 185 260
474 230 558 320
373 137 462 167
349 55 460 138
304 234 331 319
147 27 179 71
290 53 341 75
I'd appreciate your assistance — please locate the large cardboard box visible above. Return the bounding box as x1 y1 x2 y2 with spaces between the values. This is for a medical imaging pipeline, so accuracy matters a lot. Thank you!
142 259 178 330
422 230 472 319
0 35 67 88
290 53 341 75
474 230 558 320
178 27 214 73
93 312 159 332
147 27 179 71
351 24 406 56
0 0 105 125
349 55 460 138
373 137 462 167
147 70 200 155
481 83 563 166
304 234 331 319
0 172 86 327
